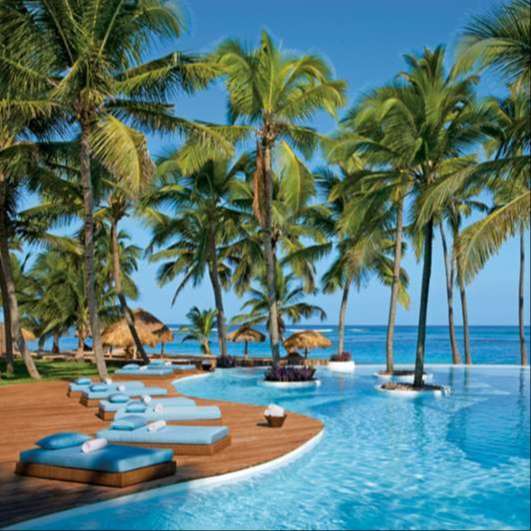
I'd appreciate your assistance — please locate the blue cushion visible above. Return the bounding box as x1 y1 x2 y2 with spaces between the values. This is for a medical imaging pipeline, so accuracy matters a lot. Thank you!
125 402 147 413
74 377 91 385
174 364 196 371
90 383 109 392
99 397 196 413
36 432 91 450
122 363 140 370
83 387 168 400
109 393 129 404
111 416 147 431
115 406 221 422
97 425 229 445
149 359 165 366
20 445 174 473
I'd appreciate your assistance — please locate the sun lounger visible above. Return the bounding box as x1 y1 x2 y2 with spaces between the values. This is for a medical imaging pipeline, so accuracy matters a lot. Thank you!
115 364 176 378
79 386 168 407
114 405 223 425
97 397 197 420
97 419 231 455
15 435 176 487
67 379 145 398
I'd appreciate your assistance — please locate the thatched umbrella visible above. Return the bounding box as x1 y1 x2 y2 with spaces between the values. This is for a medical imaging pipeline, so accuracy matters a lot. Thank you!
0 323 36 353
283 330 332 359
101 309 173 356
227 326 265 359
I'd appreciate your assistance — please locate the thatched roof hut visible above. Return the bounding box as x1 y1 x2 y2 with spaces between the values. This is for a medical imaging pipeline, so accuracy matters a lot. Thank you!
283 330 332 358
0 323 36 353
227 326 266 358
101 309 173 351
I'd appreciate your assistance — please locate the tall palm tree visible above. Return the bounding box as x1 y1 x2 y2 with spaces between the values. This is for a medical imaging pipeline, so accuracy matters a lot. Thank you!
212 32 346 363
146 156 247 357
380 47 488 387
179 307 217 355
1 0 220 378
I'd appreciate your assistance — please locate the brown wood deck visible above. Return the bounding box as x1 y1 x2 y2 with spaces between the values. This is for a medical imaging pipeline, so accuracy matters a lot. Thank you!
0 372 323 528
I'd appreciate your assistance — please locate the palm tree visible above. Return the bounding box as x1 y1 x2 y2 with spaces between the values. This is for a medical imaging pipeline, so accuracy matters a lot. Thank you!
457 0 530 90
212 32 346 363
1 0 220 378
233 267 326 340
179 307 217 355
146 156 248 357
378 47 488 387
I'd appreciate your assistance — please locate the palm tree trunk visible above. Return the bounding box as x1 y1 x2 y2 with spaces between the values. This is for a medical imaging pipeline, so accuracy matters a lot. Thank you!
79 122 107 379
337 279 351 355
52 331 60 354
110 218 149 364
207 226 228 357
518 227 528 366
413 219 434 388
440 225 461 364
0 263 14 374
385 195 404 373
457 262 472 365
263 143 281 364
0 175 40 379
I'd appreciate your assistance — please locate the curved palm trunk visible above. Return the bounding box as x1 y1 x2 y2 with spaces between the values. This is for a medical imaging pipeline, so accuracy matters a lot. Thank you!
385 195 405 374
337 279 351 355
79 123 107 379
413 219 434 388
207 227 228 357
263 143 281 365
518 227 528 366
52 331 60 354
440 225 461 364
0 265 14 374
457 263 472 365
110 218 149 364
0 175 39 379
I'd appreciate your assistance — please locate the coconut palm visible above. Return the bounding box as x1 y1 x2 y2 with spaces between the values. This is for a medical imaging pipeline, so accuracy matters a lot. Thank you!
211 31 346 364
457 0 531 90
0 0 221 378
233 267 326 339
145 155 249 357
179 307 217 355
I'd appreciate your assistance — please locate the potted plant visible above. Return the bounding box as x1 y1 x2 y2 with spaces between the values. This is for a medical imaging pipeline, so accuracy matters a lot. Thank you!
328 352 355 373
262 366 321 388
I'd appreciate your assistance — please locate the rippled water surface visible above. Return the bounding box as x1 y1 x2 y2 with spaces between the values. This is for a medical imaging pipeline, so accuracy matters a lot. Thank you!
17 367 531 530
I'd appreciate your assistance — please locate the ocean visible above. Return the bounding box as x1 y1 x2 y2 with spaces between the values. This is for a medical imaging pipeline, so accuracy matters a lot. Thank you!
32 325 531 365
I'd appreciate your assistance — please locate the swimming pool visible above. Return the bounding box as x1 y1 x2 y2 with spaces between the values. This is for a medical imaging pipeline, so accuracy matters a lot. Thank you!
13 366 530 530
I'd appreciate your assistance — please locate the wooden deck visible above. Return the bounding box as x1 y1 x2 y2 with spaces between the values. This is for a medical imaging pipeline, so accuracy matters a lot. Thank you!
0 372 323 528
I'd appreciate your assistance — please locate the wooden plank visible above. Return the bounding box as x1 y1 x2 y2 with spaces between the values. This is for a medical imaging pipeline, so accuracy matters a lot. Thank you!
0 375 323 527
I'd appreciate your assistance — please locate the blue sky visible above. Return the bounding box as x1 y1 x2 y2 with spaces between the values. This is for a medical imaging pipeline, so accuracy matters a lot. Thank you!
23 0 531 327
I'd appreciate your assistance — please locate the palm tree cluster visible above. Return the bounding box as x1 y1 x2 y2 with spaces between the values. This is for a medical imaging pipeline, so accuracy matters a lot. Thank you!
0 0 528 383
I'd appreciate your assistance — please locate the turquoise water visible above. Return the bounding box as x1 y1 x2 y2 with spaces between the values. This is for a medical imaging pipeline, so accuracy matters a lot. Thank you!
36 325 530 365
18 366 530 530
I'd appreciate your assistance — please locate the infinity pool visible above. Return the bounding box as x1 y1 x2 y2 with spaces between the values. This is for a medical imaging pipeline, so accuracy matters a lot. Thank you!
15 366 530 530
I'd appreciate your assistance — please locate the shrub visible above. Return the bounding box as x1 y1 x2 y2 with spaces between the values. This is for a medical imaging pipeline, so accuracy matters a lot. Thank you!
216 355 236 368
265 366 316 382
330 352 352 362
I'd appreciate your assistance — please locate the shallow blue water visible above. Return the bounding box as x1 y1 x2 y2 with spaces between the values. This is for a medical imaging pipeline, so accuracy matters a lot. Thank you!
19 366 530 530
34 325 530 365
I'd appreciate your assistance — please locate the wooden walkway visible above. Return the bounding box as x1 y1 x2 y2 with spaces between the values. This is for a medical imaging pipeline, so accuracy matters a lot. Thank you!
0 372 323 527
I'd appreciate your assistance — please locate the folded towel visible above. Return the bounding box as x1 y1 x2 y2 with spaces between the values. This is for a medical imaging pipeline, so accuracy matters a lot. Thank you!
265 404 285 417
147 420 166 432
104 377 113 385
154 403 164 414
139 366 148 371
142 395 152 404
117 384 126 392
164 361 172 367
81 438 108 454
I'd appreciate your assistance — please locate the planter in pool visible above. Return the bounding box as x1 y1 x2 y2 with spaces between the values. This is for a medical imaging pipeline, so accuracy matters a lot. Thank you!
262 380 321 389
328 360 355 373
373 371 433 384
375 383 448 398
264 414 287 428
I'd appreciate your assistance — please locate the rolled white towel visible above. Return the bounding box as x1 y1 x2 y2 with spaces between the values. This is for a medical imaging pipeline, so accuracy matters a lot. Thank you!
81 438 108 454
154 403 164 414
142 395 152 404
139 365 148 371
117 384 126 392
265 404 285 417
147 420 166 432
104 377 113 385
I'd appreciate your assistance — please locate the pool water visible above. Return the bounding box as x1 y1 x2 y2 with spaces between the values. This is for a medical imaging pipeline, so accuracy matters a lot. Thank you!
15 366 531 530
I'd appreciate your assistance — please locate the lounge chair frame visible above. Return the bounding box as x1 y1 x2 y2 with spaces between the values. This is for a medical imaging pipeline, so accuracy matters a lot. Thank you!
15 461 176 487
109 435 231 456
